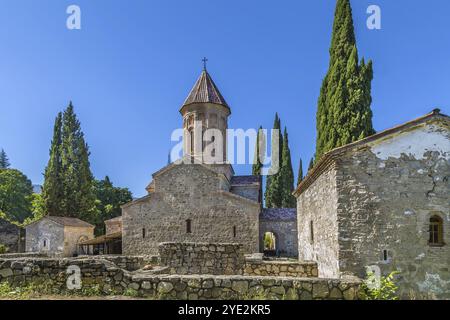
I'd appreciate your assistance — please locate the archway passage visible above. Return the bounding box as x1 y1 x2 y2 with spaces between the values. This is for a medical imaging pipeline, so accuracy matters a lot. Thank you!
263 232 277 256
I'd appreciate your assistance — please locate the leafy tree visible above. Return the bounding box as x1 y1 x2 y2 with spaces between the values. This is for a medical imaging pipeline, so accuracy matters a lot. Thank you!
92 176 132 234
297 158 303 186
0 169 33 223
252 126 265 176
0 149 10 169
280 127 296 208
265 113 283 208
315 0 375 162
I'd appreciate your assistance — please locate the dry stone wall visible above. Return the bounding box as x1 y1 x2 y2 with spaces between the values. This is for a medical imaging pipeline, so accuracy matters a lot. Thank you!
244 260 318 278
0 257 361 300
159 242 245 275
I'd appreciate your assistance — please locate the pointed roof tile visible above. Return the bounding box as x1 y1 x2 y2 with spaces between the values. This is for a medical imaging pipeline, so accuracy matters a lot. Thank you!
182 70 229 109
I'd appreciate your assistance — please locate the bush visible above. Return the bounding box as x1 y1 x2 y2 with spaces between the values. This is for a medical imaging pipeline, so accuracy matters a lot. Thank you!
0 244 8 254
361 271 399 300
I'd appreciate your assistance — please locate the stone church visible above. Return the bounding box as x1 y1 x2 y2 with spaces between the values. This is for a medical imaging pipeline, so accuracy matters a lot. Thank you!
122 69 297 256
295 110 450 298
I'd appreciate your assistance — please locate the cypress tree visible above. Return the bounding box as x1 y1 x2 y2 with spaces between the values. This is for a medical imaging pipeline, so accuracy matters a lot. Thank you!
265 113 283 208
42 113 64 216
297 158 303 186
315 0 375 162
42 102 96 221
308 157 314 173
280 127 296 208
60 102 96 220
252 126 265 176
0 149 10 169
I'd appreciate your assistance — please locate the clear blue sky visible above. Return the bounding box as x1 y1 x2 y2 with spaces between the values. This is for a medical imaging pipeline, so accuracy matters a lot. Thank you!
1 0 449 197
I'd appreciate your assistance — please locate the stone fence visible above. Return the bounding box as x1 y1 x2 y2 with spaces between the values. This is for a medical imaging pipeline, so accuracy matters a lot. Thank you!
0 257 361 300
243 260 318 278
158 242 318 278
159 242 245 275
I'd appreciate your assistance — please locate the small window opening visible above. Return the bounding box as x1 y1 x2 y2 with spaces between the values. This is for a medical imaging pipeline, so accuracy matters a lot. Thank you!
233 226 237 238
383 249 388 261
186 219 192 234
142 228 146 239
310 220 314 244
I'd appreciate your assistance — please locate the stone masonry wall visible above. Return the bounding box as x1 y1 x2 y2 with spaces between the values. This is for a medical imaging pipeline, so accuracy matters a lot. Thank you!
335 127 450 299
122 164 260 256
0 257 361 300
243 260 318 278
259 220 298 257
296 165 340 278
159 242 245 275
0 219 21 253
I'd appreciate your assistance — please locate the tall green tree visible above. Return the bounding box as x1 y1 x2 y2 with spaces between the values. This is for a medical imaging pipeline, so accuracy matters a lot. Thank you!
280 127 296 208
42 102 96 221
265 113 283 208
315 0 375 162
42 113 64 216
308 157 314 173
60 102 96 221
0 149 10 169
297 158 303 186
92 176 132 235
0 169 33 223
252 126 265 176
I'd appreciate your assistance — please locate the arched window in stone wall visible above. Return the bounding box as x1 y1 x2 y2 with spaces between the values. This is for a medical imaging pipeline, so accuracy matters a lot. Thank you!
429 215 444 246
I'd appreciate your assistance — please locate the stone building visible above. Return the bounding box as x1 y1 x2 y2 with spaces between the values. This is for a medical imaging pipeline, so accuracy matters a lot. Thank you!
0 218 24 253
294 110 450 298
260 208 298 257
25 216 95 257
122 68 297 256
78 216 123 255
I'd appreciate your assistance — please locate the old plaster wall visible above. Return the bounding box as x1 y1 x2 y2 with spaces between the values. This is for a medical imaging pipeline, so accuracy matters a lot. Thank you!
336 122 450 298
63 226 94 257
25 219 64 255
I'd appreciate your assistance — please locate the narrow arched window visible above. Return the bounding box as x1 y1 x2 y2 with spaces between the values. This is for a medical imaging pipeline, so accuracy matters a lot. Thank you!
429 215 444 246
189 128 194 155
310 220 314 244
233 226 237 238
142 228 146 239
186 219 192 234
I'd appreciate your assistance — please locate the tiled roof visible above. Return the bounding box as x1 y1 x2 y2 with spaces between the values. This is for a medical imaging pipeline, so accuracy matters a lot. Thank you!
230 175 260 186
260 208 297 221
182 70 229 109
46 216 94 228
